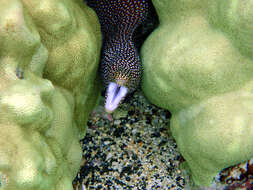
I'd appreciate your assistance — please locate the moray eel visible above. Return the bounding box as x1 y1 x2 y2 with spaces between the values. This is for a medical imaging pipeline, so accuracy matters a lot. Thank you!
86 0 148 113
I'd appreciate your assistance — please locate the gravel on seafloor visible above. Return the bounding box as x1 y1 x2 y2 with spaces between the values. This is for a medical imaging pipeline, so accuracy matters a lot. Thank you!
73 90 253 190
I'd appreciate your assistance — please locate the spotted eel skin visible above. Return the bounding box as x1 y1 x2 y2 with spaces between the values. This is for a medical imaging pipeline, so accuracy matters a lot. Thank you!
86 0 149 113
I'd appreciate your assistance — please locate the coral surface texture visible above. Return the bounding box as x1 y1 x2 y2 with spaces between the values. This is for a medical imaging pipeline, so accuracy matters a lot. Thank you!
141 0 253 186
0 0 101 189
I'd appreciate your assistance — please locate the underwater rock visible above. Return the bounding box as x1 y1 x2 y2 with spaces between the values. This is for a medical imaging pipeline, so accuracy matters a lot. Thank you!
141 0 253 186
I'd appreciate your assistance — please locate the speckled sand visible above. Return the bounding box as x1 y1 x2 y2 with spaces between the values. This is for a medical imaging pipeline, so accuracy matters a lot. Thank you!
73 91 253 190
74 91 186 189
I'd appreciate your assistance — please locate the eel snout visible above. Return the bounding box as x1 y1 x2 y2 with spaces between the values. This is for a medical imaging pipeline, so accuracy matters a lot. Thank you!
105 82 128 113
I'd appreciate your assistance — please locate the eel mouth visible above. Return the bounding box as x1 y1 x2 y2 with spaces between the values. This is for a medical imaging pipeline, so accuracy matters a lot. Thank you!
105 82 128 113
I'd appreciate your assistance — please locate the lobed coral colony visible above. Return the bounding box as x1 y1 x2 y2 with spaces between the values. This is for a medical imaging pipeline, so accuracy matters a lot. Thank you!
141 0 253 186
0 0 101 189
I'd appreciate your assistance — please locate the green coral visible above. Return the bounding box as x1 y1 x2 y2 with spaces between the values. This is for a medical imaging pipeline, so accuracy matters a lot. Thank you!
0 0 101 189
141 0 253 186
